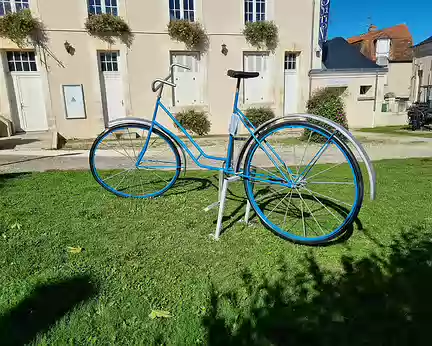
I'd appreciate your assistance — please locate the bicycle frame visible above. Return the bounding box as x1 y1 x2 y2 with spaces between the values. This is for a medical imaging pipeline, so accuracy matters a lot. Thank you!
135 79 297 186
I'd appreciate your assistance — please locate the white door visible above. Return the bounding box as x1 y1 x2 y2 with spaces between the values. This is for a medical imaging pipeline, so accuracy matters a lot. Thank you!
243 52 270 104
284 53 299 115
171 52 202 106
99 52 125 123
6 51 48 132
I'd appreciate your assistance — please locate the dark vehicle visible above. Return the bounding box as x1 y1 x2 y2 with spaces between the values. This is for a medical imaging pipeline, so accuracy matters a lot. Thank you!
408 85 432 130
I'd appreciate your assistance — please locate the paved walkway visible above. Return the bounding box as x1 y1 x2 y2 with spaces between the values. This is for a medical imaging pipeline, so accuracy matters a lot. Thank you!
0 133 431 174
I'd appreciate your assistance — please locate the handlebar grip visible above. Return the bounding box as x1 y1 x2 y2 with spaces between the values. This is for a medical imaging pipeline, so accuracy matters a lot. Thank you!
151 78 176 92
171 63 191 71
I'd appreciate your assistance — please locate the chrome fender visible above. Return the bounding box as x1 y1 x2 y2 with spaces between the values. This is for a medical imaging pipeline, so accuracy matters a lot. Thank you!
236 114 376 200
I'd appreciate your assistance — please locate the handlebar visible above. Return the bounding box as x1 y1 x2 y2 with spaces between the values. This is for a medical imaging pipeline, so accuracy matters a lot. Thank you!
151 63 190 92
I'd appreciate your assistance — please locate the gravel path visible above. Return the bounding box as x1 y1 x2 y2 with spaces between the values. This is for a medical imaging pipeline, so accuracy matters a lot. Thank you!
0 133 431 174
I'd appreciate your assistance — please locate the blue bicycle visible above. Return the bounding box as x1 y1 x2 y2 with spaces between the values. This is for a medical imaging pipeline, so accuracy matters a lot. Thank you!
90 63 368 245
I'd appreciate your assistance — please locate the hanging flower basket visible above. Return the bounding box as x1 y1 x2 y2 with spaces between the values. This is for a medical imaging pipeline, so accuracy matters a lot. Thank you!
85 13 134 47
167 20 208 51
0 9 47 48
243 21 279 52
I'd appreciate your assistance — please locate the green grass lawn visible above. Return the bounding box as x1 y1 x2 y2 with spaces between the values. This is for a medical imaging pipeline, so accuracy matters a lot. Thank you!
357 125 432 138
1 158 432 345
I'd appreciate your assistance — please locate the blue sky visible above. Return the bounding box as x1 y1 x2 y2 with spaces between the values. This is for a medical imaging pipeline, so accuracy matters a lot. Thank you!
328 0 431 44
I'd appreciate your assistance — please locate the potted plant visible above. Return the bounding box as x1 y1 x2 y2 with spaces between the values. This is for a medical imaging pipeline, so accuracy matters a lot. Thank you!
85 13 134 47
167 20 208 51
243 21 279 52
0 9 47 47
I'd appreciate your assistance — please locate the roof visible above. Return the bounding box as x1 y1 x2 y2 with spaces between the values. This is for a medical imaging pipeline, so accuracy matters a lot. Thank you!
347 24 413 62
414 36 432 47
322 37 383 69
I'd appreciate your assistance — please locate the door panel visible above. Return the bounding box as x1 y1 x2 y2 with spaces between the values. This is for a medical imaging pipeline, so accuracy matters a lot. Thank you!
171 53 202 106
103 73 125 123
13 75 48 132
284 53 299 114
243 53 270 104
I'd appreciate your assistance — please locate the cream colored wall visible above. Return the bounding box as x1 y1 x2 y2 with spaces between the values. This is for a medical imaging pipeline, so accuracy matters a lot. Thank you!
386 62 412 98
310 72 405 128
0 0 320 139
411 43 432 101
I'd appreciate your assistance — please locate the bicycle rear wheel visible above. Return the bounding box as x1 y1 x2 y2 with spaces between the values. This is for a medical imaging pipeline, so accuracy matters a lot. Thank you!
243 121 364 245
90 123 181 198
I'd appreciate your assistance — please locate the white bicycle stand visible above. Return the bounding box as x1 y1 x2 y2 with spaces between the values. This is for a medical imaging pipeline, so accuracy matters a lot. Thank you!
204 170 252 240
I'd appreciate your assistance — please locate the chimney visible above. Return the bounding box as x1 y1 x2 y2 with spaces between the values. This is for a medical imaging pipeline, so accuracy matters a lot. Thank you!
368 24 378 32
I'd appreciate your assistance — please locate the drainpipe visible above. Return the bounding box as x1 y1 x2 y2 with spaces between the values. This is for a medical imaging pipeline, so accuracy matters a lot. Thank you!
309 0 317 99
372 71 379 127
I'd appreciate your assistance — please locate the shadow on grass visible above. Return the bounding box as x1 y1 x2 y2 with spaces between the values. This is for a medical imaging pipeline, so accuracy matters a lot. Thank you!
218 187 363 246
203 223 432 345
0 172 31 190
0 275 97 346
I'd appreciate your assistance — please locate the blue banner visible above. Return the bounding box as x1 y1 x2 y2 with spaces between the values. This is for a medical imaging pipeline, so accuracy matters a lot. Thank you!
319 0 331 47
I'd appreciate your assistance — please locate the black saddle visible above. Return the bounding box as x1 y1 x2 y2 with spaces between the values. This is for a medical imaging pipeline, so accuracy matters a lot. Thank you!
227 70 259 79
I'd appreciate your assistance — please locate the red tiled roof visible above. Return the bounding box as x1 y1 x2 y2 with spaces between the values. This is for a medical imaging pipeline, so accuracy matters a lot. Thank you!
347 24 413 62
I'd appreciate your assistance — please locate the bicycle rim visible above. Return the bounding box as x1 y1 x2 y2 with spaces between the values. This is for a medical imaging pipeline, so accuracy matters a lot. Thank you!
243 121 363 245
90 124 181 198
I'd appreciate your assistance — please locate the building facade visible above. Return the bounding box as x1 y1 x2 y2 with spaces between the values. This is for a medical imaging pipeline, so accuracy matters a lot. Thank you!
411 36 432 105
0 0 322 140
347 24 413 114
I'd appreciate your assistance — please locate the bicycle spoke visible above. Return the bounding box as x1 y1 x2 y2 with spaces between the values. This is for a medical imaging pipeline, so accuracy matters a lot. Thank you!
103 168 135 182
299 132 335 178
306 162 344 180
305 187 352 208
307 181 354 185
302 187 344 223
114 168 133 190
298 131 312 174
267 189 292 217
283 189 294 227
127 128 137 160
295 188 325 235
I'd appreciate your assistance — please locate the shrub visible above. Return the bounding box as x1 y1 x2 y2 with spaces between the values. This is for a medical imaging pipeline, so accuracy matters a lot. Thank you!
175 109 211 136
243 21 279 52
0 9 46 47
304 87 348 142
168 20 208 50
85 13 134 47
245 107 275 127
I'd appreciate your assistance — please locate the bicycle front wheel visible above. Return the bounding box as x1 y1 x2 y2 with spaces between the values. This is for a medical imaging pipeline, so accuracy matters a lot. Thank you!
243 121 364 245
90 123 181 198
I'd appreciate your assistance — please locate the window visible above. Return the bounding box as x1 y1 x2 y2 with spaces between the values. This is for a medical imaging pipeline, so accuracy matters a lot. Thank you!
243 52 270 103
284 53 298 70
376 38 390 66
360 85 372 95
170 52 202 106
6 51 37 72
99 52 119 72
0 0 29 16
88 0 118 16
169 0 195 21
244 0 266 23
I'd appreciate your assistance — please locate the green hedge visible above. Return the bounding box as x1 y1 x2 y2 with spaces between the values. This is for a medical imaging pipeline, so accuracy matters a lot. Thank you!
245 107 275 127
304 87 348 142
175 109 211 136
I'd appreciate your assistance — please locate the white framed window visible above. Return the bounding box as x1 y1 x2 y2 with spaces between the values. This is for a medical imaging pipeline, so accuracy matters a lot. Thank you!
88 0 118 16
99 52 119 72
243 52 271 103
6 51 37 72
244 0 266 23
0 0 29 16
170 51 202 106
284 53 298 70
169 0 195 21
